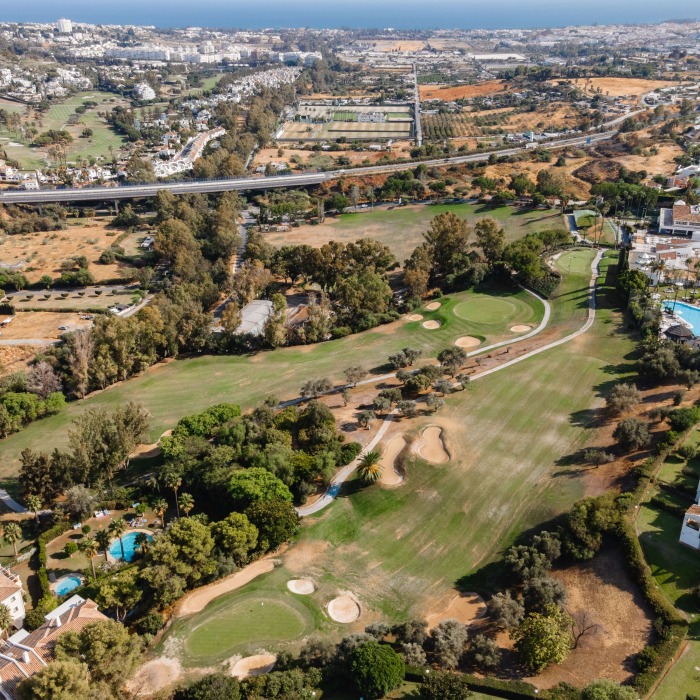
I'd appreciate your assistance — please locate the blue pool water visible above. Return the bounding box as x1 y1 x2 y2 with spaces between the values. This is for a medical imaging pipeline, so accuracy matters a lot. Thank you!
663 301 700 335
108 531 154 562
55 575 82 596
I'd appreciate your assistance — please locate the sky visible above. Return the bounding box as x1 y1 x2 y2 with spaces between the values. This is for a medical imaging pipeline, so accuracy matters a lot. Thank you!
4 0 699 29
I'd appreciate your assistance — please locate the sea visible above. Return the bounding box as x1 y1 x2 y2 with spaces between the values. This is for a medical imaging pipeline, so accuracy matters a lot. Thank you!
4 0 699 30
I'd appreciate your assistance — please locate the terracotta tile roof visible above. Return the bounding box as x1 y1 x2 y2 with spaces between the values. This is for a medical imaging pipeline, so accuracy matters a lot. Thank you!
0 598 107 700
673 204 700 225
687 504 700 515
0 587 19 603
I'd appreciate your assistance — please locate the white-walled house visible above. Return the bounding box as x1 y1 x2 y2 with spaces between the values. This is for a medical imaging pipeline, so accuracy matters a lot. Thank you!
0 567 25 628
680 503 700 549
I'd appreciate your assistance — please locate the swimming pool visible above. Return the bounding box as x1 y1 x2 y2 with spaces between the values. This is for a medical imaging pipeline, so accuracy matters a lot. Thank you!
54 574 83 596
662 301 700 335
108 531 154 562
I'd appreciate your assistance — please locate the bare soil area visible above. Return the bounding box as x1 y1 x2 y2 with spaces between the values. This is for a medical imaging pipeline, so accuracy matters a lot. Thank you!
287 578 315 595
455 336 482 348
0 345 38 376
125 657 182 698
424 591 487 630
420 81 506 101
328 594 361 623
0 311 90 340
565 77 677 98
527 547 654 688
0 221 144 283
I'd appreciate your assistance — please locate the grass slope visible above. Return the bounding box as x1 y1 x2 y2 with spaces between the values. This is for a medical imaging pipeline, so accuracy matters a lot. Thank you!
265 203 566 262
0 287 543 488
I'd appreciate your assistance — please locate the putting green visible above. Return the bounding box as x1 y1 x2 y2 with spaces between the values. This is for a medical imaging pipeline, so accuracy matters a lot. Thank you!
452 298 519 325
183 595 311 665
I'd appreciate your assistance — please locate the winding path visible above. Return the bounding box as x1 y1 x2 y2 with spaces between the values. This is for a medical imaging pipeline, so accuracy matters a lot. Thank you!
297 250 602 517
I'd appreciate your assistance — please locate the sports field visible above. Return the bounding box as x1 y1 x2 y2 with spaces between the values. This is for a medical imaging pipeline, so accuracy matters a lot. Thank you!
0 285 543 482
265 202 567 262
158 248 638 670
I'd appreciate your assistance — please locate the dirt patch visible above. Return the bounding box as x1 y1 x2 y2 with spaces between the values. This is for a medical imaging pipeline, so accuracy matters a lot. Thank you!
230 654 277 679
425 591 487 630
0 345 37 377
425 301 441 311
284 540 330 573
420 81 505 101
407 314 424 322
527 547 654 689
564 77 677 98
125 657 182 697
379 435 406 486
422 320 441 330
328 594 361 623
0 311 91 341
287 578 315 595
510 325 531 333
413 426 449 464
455 336 482 348
175 559 275 617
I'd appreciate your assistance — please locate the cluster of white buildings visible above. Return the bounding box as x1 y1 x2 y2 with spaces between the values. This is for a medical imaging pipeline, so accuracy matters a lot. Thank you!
133 83 157 101
151 126 225 178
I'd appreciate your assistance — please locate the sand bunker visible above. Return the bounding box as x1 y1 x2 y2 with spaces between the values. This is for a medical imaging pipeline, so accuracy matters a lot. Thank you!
510 324 531 333
426 592 487 630
379 435 406 486
287 578 315 595
413 426 449 464
231 654 277 679
422 320 441 330
328 595 361 623
125 657 182 697
407 314 424 322
454 336 481 348
425 301 441 311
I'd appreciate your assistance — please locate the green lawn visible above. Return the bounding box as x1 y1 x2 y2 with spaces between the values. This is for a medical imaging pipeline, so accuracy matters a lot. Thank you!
163 578 320 667
573 209 618 247
159 248 638 666
0 286 544 490
637 498 700 699
266 203 566 262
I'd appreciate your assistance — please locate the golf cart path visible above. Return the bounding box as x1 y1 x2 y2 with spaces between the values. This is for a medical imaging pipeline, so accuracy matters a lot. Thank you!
297 250 602 517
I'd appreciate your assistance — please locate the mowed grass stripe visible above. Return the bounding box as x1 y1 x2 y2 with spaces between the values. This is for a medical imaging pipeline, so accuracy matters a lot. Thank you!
0 287 543 483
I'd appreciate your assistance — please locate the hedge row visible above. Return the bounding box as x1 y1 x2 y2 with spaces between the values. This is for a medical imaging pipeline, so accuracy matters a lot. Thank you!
36 521 72 598
617 514 689 694
650 492 688 518
13 306 111 315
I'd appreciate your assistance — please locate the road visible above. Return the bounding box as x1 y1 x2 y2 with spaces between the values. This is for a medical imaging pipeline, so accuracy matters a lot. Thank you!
0 132 616 205
296 249 602 517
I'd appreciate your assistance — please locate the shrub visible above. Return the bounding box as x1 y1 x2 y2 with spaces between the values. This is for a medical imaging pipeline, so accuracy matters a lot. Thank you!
134 612 164 636
347 641 405 699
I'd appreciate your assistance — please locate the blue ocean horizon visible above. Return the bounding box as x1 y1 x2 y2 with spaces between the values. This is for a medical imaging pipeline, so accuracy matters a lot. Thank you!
4 0 698 30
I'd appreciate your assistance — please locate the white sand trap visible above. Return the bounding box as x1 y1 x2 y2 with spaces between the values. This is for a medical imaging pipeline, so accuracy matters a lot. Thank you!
379 435 406 486
231 654 277 679
407 314 424 322
328 595 361 623
125 657 182 697
413 426 449 464
510 324 531 333
287 578 315 595
422 320 441 330
455 336 481 348
425 301 441 310
426 592 487 630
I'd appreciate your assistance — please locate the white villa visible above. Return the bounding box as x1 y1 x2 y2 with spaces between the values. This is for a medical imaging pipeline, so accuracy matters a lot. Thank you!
0 567 25 629
659 201 700 238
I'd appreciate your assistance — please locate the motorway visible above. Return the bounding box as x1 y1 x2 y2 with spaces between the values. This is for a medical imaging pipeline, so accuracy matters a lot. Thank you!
0 131 616 205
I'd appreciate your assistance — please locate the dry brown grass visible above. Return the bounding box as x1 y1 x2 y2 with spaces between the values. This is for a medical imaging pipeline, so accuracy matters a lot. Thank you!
0 311 90 340
0 345 37 376
420 81 506 101
0 219 143 283
565 77 678 98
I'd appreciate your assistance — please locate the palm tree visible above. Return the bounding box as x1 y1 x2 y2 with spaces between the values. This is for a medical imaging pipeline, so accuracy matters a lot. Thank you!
25 495 42 523
0 603 13 635
651 258 666 291
357 450 383 485
179 493 194 517
163 473 182 518
2 523 22 558
134 532 151 556
80 538 99 581
153 498 168 529
94 528 111 559
108 519 127 561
